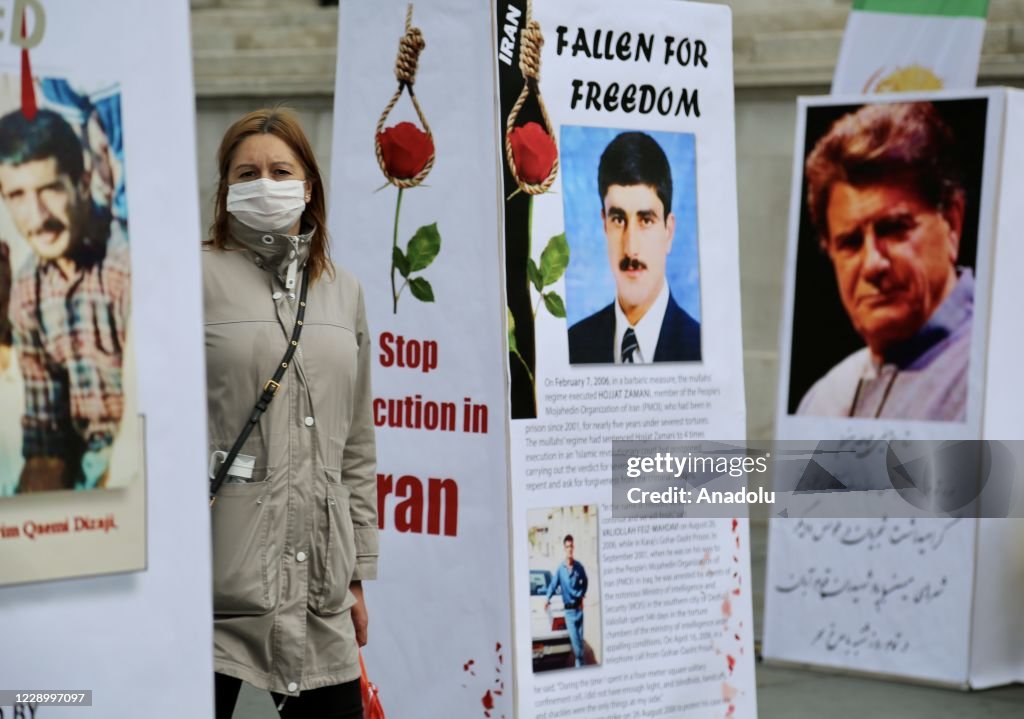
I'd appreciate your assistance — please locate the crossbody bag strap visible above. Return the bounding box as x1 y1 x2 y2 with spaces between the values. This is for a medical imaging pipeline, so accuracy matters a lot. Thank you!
209 269 310 506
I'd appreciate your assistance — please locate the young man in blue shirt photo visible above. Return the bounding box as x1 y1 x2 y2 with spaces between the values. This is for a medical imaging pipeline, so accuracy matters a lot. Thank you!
546 534 590 668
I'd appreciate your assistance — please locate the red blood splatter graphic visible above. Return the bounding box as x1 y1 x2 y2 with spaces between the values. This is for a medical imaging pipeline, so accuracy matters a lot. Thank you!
726 703 736 717
727 655 736 674
734 634 741 642
464 660 475 672
483 690 494 710
731 518 738 532
733 555 738 563
722 681 738 701
721 595 732 619
735 535 740 549
496 643 502 651
732 588 741 596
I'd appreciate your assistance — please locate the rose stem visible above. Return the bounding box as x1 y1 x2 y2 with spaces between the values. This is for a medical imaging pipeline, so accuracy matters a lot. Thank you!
391 186 404 314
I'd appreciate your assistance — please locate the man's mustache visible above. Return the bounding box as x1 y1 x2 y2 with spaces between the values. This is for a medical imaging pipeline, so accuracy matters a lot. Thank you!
30 218 66 238
619 256 647 272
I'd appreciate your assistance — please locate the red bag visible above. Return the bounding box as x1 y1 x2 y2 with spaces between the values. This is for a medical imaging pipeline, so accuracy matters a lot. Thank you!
359 651 385 719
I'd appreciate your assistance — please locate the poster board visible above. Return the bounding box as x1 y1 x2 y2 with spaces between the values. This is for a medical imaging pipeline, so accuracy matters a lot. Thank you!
331 0 758 716
764 88 1024 687
498 1 756 717
0 0 213 716
0 4 144 585
331 2 514 717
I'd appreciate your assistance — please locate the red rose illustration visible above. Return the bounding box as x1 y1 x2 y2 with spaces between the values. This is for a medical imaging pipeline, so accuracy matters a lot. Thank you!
509 121 557 185
377 121 434 179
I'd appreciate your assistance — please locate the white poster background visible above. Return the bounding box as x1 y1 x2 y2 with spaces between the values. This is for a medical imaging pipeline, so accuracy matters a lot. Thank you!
331 2 513 717
507 1 756 717
766 89 1009 686
0 0 212 716
970 89 1024 689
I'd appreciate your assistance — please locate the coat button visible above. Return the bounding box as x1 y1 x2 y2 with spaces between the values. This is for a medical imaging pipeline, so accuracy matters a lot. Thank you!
287 681 298 692
272 291 282 300
304 416 315 427
296 551 307 562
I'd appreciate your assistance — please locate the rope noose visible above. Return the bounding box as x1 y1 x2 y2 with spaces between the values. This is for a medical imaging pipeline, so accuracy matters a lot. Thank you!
505 0 558 195
375 4 435 189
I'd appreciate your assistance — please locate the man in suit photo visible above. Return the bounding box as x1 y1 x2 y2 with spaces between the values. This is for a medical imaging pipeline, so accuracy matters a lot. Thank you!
568 131 701 364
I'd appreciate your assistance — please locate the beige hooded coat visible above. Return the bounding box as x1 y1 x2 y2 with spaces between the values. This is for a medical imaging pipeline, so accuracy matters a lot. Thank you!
203 221 378 696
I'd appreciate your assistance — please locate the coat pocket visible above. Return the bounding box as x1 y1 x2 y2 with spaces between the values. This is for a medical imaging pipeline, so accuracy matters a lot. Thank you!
211 482 277 615
311 482 357 615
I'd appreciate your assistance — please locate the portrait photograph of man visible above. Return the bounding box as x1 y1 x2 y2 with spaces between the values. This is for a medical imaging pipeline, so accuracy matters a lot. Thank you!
786 98 988 422
527 504 602 673
561 126 702 365
0 75 136 495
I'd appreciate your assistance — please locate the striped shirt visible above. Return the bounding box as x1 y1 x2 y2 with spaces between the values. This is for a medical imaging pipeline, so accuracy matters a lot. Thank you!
9 220 130 459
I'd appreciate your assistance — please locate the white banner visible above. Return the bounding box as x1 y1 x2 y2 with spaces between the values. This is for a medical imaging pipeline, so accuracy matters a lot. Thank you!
765 89 1022 687
498 1 756 716
0 0 212 715
331 2 513 716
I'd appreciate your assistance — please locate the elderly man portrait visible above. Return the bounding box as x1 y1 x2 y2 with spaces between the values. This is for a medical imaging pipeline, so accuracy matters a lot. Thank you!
568 131 701 365
796 102 972 421
1 108 129 492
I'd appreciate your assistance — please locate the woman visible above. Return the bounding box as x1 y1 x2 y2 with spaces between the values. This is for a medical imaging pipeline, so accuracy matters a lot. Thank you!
204 108 377 718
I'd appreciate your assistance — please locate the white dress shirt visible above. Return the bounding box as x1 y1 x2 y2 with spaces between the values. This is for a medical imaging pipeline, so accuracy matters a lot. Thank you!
614 281 670 364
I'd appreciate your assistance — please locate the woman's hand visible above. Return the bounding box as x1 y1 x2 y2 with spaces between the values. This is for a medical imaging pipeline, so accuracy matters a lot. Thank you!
350 581 368 646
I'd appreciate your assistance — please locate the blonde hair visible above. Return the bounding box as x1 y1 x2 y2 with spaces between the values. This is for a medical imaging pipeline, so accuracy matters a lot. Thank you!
207 107 333 281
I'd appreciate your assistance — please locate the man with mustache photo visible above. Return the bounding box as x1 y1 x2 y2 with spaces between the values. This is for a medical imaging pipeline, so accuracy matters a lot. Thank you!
1 108 129 491
568 131 701 364
796 102 971 421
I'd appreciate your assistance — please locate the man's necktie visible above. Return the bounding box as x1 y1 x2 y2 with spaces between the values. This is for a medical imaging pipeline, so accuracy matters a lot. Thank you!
621 327 638 363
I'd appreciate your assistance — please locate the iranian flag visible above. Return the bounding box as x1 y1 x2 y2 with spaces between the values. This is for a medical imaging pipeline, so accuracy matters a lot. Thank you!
833 0 989 94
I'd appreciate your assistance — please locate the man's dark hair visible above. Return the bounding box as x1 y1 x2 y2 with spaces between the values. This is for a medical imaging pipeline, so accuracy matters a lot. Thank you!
0 109 84 182
805 102 964 246
563 534 574 545
598 131 673 218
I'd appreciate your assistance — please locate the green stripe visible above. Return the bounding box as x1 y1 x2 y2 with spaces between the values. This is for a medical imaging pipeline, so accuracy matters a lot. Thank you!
853 0 988 18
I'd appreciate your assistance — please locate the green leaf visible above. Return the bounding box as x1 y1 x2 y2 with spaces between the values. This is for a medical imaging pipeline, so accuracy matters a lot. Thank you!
393 246 410 278
543 292 566 318
408 276 435 302
507 307 518 353
406 223 441 272
540 233 569 286
527 258 543 293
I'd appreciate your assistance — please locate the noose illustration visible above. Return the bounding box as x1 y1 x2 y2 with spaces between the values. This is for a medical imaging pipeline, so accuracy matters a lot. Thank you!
375 4 435 188
504 0 558 195
504 0 566 419
376 4 442 314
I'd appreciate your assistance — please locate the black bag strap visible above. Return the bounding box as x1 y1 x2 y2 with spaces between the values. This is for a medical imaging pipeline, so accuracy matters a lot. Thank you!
210 269 310 506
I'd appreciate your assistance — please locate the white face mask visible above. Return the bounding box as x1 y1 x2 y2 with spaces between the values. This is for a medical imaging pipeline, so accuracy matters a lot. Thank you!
226 178 307 233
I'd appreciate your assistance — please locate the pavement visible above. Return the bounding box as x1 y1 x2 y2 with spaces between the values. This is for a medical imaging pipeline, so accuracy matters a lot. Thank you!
233 661 1024 717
